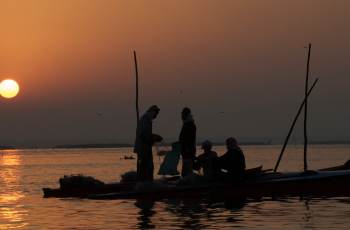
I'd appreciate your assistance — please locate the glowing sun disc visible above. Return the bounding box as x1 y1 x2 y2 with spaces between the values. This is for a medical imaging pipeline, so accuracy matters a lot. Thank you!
0 79 19 98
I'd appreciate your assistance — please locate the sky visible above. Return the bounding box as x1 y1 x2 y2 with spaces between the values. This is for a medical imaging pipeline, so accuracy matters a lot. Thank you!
0 0 350 148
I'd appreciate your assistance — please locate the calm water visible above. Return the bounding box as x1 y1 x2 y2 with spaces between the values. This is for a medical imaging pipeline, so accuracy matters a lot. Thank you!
0 145 349 229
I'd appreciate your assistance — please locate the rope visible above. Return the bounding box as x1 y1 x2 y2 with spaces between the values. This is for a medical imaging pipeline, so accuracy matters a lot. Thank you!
153 142 159 158
160 141 170 151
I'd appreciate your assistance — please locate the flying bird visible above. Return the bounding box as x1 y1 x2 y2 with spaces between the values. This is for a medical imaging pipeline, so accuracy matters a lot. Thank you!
97 113 101 116
181 91 183 94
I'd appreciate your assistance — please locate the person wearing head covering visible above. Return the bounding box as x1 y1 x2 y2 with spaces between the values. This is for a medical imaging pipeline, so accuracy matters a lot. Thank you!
172 107 197 177
134 105 163 182
211 137 246 183
193 140 219 178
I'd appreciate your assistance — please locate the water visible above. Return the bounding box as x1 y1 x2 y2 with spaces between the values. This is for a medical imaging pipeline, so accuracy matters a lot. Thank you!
0 145 349 229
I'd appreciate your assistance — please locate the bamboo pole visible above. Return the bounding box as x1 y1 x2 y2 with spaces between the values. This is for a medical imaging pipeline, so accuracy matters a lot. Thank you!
273 78 318 172
304 44 311 171
134 51 139 124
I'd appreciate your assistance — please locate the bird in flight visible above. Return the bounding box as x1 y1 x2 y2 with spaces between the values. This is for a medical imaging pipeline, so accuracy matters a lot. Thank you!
97 113 101 116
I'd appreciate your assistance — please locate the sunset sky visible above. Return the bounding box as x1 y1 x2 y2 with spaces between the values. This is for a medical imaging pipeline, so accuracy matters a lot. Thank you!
0 0 349 147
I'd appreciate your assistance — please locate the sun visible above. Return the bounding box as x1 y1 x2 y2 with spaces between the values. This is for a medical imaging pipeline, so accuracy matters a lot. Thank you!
0 79 19 98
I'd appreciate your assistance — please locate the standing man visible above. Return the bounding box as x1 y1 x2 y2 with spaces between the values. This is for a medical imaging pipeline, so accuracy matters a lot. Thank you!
134 105 163 182
173 107 197 177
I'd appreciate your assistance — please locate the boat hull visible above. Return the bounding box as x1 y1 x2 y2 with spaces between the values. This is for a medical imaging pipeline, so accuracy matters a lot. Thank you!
219 170 350 200
88 170 350 200
42 161 350 198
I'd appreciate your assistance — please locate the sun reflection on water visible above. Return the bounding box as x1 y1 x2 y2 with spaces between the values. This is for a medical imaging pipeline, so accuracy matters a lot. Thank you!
0 151 28 229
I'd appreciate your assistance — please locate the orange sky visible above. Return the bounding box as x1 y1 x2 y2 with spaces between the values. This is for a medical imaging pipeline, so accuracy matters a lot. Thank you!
0 0 350 147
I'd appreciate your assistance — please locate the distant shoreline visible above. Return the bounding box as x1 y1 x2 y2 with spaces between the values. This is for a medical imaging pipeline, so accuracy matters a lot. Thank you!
52 141 272 149
303 141 350 145
53 143 133 149
3 140 350 150
201 141 272 146
49 140 350 149
0 146 15 150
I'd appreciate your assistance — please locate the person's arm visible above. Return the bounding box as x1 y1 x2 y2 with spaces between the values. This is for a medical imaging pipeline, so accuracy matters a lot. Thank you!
193 160 202 171
211 152 226 169
153 134 163 142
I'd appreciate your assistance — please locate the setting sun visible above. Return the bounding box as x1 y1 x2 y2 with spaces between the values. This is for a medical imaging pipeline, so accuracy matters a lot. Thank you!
0 79 19 98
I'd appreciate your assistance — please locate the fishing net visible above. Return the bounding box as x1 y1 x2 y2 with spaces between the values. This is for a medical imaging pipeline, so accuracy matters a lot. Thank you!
59 174 105 189
157 144 182 176
156 150 170 156
120 171 137 182
175 173 211 185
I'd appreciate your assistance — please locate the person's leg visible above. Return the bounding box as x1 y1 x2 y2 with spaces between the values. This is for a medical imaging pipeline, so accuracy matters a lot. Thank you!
138 145 153 182
137 153 141 181
145 148 154 181
181 159 193 177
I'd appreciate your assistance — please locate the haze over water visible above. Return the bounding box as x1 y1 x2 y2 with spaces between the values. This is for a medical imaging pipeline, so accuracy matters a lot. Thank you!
1 145 349 229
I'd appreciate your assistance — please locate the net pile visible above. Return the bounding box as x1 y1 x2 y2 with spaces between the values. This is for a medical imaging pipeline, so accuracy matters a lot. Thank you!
59 174 105 189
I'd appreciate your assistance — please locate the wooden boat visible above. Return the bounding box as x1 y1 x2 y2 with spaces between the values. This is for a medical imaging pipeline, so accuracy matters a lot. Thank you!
88 170 350 200
42 160 350 198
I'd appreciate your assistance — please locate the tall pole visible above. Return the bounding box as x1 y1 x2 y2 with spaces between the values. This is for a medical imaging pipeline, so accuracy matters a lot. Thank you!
274 78 318 172
304 43 311 171
134 51 139 124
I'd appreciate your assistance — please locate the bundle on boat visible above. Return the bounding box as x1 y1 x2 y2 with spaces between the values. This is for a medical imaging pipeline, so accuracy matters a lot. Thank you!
59 174 105 189
120 171 137 182
157 144 182 176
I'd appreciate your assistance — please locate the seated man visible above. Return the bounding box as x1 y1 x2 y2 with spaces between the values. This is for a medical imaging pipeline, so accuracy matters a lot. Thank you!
193 140 219 178
211 137 246 183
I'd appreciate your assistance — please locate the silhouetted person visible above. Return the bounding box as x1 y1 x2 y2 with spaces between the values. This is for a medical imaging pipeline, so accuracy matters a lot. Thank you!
212 137 246 183
134 105 163 182
172 107 197 177
193 140 219 178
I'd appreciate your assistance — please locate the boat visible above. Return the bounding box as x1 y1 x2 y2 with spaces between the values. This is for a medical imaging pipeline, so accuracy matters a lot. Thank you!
42 160 350 198
88 170 350 201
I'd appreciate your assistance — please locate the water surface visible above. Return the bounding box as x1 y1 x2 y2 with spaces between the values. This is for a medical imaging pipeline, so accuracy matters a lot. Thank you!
0 145 349 229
